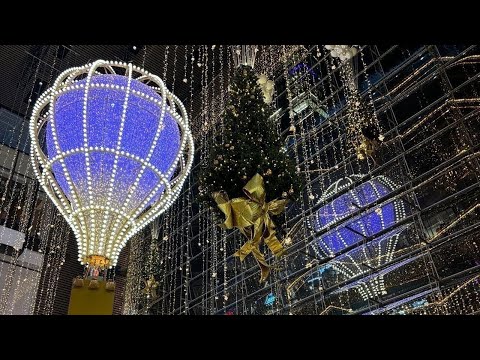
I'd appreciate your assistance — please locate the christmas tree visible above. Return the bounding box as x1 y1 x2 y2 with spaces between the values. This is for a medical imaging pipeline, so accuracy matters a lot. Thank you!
199 64 301 211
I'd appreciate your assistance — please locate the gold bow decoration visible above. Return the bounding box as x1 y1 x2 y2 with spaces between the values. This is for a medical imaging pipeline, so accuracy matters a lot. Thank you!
213 173 288 282
143 275 159 299
356 137 378 160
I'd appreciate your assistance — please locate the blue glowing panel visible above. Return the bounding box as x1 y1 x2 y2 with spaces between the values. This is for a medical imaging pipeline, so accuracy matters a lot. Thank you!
307 264 333 284
314 177 403 255
329 226 406 266
264 293 276 306
45 74 180 213
289 62 318 80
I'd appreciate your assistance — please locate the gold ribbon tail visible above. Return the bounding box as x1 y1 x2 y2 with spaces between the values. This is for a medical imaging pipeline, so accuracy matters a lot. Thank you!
215 174 289 282
251 246 270 282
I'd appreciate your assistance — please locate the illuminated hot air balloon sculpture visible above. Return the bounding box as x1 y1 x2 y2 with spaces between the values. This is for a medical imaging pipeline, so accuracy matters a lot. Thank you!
283 175 410 303
29 60 194 270
310 175 410 300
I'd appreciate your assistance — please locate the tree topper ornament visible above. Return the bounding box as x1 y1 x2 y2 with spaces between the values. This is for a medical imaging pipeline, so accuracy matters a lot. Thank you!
325 45 358 62
257 74 275 104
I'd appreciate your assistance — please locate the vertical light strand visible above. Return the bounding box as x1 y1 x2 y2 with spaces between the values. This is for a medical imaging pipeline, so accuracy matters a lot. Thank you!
184 174 193 314
160 212 170 314
218 45 225 142
281 46 308 268
173 195 180 314
168 203 176 313
170 45 178 95
359 46 382 137
33 200 54 314
8 181 37 314
9 46 62 314
210 209 218 314
142 45 148 68
0 49 48 314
